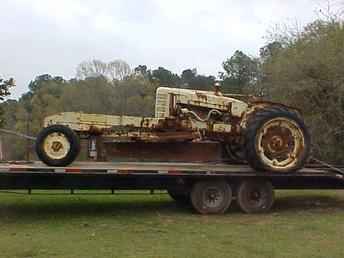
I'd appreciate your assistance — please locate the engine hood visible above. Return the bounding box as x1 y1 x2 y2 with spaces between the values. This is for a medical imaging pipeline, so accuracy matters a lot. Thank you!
156 87 249 118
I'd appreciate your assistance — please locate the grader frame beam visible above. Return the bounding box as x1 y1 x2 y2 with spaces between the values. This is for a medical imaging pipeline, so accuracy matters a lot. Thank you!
44 112 234 140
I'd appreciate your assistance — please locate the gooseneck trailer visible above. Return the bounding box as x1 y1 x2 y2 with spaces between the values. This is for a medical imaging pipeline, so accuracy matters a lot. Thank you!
0 161 343 214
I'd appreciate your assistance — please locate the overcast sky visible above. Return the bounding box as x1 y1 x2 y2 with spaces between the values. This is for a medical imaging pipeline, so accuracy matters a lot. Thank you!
1 0 323 98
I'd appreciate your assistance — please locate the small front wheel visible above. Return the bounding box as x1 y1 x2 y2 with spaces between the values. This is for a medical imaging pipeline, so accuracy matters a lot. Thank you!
35 125 80 167
191 180 232 214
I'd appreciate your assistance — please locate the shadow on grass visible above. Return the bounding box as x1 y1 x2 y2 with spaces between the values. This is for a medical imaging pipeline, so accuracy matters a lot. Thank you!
273 194 344 212
227 192 344 214
0 192 343 221
0 194 195 222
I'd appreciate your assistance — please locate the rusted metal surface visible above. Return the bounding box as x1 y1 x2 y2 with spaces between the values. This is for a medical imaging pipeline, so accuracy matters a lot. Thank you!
44 113 161 132
155 87 248 118
40 85 309 172
43 87 251 143
43 87 296 153
103 142 223 162
250 100 302 115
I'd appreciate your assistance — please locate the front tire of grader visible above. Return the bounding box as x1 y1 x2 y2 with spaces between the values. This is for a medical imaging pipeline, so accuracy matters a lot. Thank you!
244 106 311 173
35 125 80 167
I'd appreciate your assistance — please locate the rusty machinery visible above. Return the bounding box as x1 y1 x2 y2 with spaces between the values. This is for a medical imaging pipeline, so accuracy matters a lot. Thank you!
35 86 310 173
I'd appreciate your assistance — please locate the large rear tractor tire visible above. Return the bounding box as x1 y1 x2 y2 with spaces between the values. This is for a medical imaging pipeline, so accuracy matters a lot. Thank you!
244 106 310 173
35 125 80 167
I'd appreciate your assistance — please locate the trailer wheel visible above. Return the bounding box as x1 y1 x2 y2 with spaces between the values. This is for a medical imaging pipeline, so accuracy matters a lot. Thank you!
237 180 274 214
245 106 310 173
167 189 190 205
191 180 232 214
35 125 80 167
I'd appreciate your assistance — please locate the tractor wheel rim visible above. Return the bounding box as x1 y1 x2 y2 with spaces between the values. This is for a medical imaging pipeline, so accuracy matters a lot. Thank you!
43 132 71 160
256 117 305 171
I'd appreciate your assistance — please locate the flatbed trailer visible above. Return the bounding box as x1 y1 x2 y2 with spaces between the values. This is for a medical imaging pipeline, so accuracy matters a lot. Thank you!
0 161 343 214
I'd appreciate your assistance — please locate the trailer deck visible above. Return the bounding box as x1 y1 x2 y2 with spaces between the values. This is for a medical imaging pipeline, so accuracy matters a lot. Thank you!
0 161 343 214
0 161 343 190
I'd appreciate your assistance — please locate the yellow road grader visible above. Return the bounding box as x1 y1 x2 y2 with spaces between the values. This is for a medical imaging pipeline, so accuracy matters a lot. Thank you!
35 86 310 173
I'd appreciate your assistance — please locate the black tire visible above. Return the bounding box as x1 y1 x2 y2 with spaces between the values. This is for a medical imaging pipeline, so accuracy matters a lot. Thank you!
191 180 232 214
35 125 80 167
167 189 190 205
224 144 246 164
245 106 311 173
237 180 274 214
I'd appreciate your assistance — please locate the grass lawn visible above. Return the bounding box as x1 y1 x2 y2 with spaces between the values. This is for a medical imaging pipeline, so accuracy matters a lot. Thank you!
0 190 343 258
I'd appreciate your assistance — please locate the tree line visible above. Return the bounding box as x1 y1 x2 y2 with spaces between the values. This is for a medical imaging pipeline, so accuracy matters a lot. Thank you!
1 12 344 163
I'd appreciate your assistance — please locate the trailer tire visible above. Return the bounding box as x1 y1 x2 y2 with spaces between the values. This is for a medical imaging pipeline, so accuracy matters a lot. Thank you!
237 180 274 214
191 180 232 214
35 125 80 167
167 189 190 205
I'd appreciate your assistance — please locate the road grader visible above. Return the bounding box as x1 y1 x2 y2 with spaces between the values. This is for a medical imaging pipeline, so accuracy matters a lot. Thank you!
35 86 311 173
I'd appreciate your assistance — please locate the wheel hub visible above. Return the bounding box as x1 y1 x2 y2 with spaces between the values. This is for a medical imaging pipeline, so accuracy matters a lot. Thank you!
204 188 224 208
268 136 284 152
52 141 63 152
250 190 261 201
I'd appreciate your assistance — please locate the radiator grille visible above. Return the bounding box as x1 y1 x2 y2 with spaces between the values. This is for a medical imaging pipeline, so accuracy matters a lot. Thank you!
155 91 169 118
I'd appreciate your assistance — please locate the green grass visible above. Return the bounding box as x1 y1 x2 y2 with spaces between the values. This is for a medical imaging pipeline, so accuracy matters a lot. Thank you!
0 190 344 258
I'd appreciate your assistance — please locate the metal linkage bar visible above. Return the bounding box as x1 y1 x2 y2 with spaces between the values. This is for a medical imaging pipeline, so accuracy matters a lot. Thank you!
0 128 36 141
311 157 344 178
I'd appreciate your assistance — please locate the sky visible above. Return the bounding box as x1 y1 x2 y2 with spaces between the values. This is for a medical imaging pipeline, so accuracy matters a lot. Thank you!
0 0 324 99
